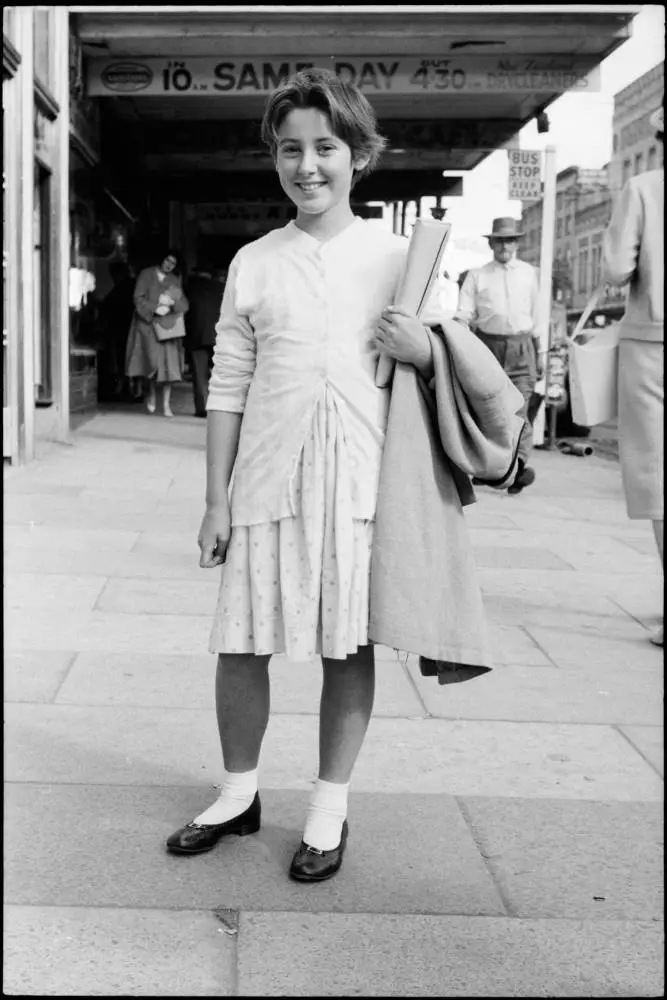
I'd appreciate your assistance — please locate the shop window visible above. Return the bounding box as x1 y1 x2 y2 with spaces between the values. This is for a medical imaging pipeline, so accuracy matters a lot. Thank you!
592 247 601 288
565 216 571 235
34 163 52 404
556 219 562 239
578 250 589 295
622 159 632 185
647 146 657 171
634 153 643 175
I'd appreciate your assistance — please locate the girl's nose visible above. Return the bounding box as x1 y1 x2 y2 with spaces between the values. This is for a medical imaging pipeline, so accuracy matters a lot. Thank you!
298 149 317 174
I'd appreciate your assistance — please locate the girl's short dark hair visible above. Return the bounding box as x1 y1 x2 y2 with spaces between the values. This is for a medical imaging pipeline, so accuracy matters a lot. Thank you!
261 67 387 183
159 248 183 276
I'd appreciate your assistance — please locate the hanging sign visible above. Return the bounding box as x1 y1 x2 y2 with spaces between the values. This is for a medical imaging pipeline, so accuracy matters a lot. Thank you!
87 56 601 97
508 149 543 201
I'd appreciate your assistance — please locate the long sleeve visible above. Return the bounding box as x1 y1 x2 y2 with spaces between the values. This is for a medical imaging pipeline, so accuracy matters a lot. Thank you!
133 269 159 324
169 281 189 316
207 257 257 414
455 272 478 327
603 179 642 287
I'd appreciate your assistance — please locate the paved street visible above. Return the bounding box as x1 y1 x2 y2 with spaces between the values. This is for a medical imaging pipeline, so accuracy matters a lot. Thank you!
3 387 664 997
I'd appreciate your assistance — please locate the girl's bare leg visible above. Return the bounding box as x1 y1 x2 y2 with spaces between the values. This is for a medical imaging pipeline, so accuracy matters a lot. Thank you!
319 645 375 782
301 645 375 850
145 378 156 413
162 383 173 417
191 653 271 825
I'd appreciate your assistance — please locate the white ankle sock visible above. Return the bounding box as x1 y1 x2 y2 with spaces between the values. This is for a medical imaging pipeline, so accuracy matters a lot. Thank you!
302 778 349 851
193 768 258 826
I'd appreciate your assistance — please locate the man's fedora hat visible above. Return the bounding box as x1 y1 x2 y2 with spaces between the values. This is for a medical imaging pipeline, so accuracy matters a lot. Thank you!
650 106 663 133
485 217 525 239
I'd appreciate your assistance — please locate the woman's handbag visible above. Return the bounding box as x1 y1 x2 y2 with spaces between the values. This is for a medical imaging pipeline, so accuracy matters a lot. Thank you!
153 313 186 342
568 285 620 427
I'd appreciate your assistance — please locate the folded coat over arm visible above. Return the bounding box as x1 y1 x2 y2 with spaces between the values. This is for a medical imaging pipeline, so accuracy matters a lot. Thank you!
368 319 525 684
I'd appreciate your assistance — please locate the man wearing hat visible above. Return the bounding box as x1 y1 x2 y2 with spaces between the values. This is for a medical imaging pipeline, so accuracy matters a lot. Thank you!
602 104 664 647
456 216 542 494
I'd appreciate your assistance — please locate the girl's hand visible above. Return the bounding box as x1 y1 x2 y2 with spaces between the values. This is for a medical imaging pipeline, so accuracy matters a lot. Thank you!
155 305 170 317
198 502 231 568
376 306 434 376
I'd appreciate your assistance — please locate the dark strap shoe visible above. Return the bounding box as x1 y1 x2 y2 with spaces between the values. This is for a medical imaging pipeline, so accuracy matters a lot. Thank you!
288 820 348 882
508 464 536 495
166 792 260 855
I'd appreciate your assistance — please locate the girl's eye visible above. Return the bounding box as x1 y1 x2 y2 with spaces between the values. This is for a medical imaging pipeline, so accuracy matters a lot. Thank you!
318 145 336 154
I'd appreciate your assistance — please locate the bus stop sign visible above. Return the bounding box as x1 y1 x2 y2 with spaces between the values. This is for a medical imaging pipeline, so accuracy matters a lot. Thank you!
508 150 543 201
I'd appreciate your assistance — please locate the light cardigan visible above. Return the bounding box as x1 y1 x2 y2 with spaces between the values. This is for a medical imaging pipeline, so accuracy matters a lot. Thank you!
206 219 408 525
369 319 525 684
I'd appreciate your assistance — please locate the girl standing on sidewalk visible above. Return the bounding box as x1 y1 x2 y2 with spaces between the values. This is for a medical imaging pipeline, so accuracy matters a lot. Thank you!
166 68 436 881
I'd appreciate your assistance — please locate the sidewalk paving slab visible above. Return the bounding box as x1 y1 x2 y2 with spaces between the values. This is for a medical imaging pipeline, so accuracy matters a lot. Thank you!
46 651 426 719
5 706 663 800
456 796 663 921
407 661 664 725
236 912 664 998
3 787 505 918
3 905 234 998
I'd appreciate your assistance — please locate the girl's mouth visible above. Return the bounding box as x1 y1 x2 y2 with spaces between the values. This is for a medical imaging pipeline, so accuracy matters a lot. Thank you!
296 182 327 193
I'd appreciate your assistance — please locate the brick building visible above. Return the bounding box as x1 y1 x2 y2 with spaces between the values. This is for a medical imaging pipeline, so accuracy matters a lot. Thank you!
518 62 663 326
610 61 664 203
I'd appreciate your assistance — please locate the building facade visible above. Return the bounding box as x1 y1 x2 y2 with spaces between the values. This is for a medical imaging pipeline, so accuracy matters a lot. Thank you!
3 6 70 463
519 62 663 327
610 61 664 204
521 166 610 312
3 8 140 463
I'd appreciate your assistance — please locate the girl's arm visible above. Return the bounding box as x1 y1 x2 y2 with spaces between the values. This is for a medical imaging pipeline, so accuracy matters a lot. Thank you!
198 255 257 568
199 411 242 568
169 282 190 316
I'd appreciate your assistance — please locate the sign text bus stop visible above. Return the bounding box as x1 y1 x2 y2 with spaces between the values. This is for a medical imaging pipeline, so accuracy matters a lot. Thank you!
508 150 543 201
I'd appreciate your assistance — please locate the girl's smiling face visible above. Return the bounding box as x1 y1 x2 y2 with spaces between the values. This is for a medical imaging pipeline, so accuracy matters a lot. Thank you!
275 108 368 218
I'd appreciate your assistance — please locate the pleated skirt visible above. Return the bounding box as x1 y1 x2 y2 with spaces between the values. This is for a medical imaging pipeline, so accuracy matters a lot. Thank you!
208 391 375 660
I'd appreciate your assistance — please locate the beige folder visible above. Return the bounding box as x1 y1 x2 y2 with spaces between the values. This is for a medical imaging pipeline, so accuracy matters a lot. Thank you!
376 219 452 387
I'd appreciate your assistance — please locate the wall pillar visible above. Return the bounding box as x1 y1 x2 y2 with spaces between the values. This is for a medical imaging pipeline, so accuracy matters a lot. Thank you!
17 6 35 462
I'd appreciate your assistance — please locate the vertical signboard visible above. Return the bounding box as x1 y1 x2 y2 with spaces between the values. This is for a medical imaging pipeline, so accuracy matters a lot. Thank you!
508 150 543 201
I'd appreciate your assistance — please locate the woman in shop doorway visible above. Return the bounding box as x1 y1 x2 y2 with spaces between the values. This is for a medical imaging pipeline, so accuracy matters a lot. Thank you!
125 250 189 417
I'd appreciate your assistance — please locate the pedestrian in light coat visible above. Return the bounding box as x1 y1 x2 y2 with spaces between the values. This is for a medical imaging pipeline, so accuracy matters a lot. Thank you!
602 105 664 646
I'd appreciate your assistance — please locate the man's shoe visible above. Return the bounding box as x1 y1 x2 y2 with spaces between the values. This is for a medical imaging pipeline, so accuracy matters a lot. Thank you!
166 793 261 855
508 465 536 495
289 821 348 883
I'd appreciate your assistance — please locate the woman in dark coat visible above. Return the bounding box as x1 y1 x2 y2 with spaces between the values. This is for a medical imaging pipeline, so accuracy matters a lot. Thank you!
125 250 189 417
